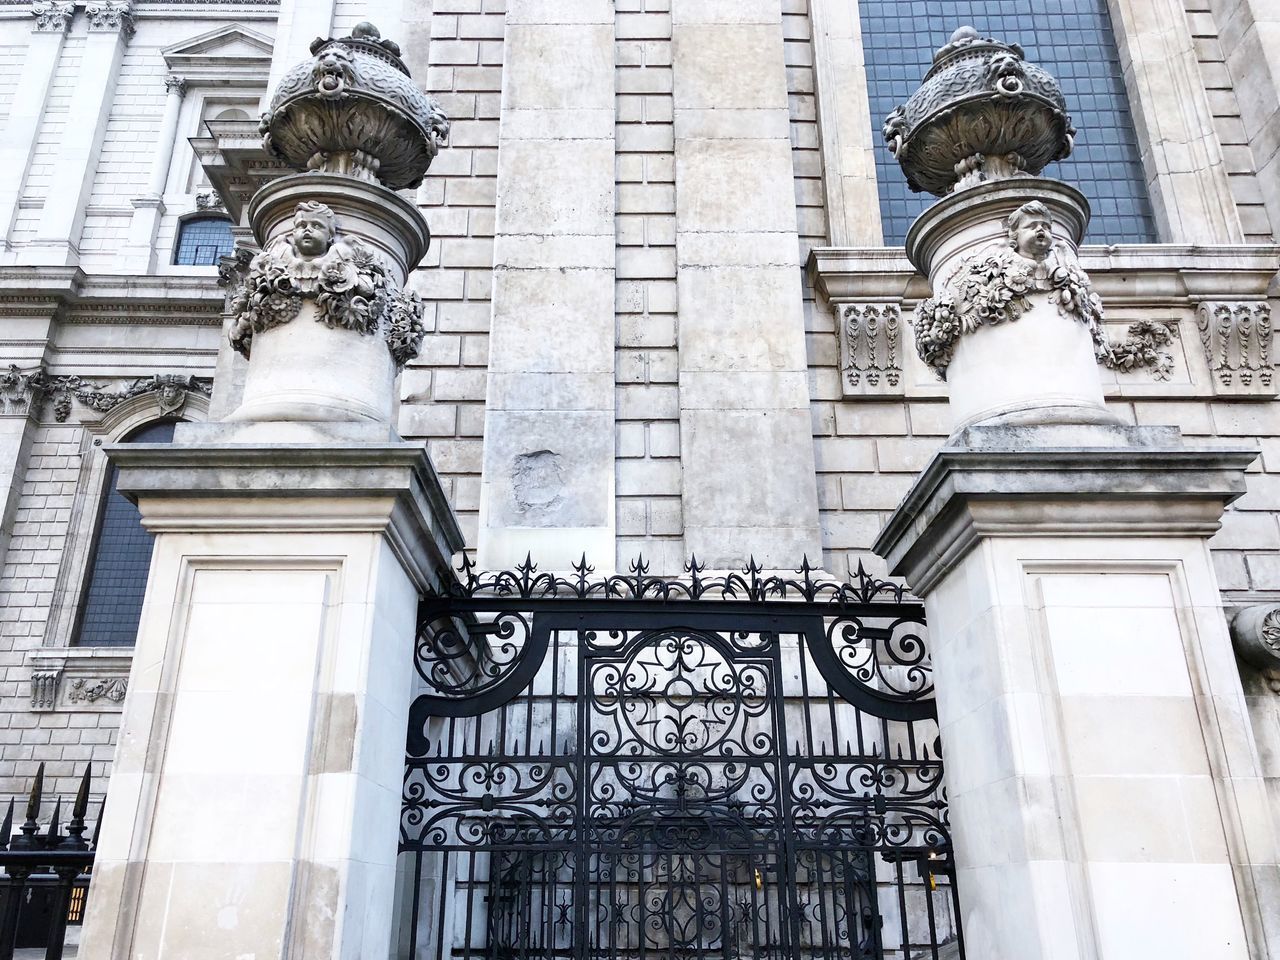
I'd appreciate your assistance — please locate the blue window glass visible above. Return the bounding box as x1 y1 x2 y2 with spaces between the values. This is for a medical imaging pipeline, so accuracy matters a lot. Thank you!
857 0 1158 246
173 215 234 266
74 421 177 647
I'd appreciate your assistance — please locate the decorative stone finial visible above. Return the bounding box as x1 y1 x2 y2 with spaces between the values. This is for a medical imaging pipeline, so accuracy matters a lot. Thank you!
883 26 1074 195
260 22 449 190
229 200 424 367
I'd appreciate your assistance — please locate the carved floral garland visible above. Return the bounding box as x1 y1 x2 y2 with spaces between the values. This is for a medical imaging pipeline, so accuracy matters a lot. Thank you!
228 235 425 367
914 244 1107 376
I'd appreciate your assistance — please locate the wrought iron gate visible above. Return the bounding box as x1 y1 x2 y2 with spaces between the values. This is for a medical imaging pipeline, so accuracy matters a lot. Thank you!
401 558 962 960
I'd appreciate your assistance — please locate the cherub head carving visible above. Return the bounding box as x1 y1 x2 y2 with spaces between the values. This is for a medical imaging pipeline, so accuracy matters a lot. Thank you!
291 201 337 259
1005 201 1054 262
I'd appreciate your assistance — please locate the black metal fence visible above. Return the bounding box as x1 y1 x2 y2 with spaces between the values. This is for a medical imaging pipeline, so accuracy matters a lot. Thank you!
400 556 963 960
0 763 100 960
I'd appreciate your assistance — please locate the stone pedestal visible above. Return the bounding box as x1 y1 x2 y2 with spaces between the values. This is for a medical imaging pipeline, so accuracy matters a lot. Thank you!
77 442 463 959
875 423 1280 959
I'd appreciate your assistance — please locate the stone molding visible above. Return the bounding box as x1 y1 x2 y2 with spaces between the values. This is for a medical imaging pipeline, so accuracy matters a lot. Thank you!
872 422 1257 595
27 648 133 714
809 243 1280 401
0 265 223 327
107 441 464 592
30 0 74 33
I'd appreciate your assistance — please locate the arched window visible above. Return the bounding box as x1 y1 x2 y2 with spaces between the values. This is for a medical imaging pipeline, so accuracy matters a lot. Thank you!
173 214 234 266
858 0 1158 246
72 421 176 647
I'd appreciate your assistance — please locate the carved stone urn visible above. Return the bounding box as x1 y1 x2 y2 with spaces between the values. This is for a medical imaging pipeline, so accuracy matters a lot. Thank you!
888 26 1122 431
227 22 448 425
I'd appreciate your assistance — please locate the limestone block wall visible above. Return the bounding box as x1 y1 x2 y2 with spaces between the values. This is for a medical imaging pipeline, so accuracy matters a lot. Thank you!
400 0 505 550
614 0 682 567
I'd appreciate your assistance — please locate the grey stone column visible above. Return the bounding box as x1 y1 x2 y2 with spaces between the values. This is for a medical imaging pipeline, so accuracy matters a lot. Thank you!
477 1 617 570
670 0 822 569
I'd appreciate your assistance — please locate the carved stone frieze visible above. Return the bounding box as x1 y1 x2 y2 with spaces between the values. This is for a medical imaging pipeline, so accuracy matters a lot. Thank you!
84 0 132 34
6 368 213 422
1101 321 1179 382
195 191 224 212
68 677 128 704
884 26 1074 196
1195 301 1275 396
838 304 903 397
30 0 74 32
260 22 449 190
229 201 425 366
0 364 46 417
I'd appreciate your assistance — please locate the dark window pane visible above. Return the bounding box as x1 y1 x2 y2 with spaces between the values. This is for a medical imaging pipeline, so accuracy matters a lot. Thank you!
857 0 1158 245
74 421 177 647
173 216 234 266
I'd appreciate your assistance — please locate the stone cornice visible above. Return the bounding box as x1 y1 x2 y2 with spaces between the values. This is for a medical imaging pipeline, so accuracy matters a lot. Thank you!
109 442 465 593
808 243 1280 304
0 267 222 325
873 423 1258 595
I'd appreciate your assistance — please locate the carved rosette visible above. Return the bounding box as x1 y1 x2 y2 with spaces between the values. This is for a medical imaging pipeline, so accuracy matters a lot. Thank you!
228 202 425 368
884 26 1074 196
1196 301 1274 395
30 0 74 33
261 22 449 190
1231 604 1280 693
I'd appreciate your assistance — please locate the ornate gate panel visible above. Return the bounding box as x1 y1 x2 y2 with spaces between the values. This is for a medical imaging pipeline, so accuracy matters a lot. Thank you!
401 559 962 960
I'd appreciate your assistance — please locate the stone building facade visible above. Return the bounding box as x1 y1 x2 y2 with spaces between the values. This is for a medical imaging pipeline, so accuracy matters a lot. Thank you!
1 0 1280 955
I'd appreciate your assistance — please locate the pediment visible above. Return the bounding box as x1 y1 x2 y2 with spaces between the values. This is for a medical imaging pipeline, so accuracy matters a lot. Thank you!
163 25 274 81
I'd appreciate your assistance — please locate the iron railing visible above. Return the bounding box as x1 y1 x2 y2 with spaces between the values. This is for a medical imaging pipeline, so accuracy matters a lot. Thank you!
400 555 963 960
0 763 100 960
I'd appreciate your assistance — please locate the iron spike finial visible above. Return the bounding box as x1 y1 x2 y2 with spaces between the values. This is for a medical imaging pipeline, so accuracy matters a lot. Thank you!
0 798 12 851
24 762 43 825
61 765 92 851
45 796 61 845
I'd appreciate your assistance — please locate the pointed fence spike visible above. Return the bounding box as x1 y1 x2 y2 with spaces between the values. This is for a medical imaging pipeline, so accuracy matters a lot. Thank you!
0 798 12 851
72 764 91 820
91 797 107 848
24 761 44 825
45 796 61 843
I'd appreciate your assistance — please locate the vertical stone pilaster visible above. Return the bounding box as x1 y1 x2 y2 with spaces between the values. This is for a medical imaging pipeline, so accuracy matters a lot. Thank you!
20 0 132 267
477 0 617 570
0 364 47 570
809 0 883 245
670 0 821 568
122 75 186 272
0 4 73 250
1109 0 1246 242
